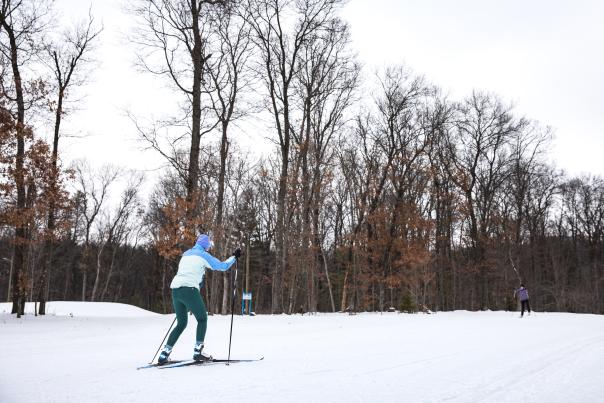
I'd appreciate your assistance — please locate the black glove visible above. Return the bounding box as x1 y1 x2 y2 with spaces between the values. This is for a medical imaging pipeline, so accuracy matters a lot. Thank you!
233 248 242 259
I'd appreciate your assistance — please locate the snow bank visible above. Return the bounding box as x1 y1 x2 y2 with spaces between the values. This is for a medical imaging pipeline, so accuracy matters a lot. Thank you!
0 301 158 317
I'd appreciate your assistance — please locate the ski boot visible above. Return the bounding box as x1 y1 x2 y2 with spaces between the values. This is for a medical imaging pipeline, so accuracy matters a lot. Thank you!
158 345 173 365
193 341 212 362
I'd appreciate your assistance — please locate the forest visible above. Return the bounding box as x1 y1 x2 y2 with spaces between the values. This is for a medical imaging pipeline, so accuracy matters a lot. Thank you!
1 0 602 317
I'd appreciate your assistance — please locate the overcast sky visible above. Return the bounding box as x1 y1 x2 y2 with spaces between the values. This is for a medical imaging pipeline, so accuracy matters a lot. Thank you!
55 0 604 181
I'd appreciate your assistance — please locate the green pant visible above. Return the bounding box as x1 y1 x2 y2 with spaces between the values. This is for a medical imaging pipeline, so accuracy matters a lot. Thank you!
166 287 208 347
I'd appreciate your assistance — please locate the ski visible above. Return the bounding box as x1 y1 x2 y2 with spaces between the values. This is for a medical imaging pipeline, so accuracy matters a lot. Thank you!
136 360 186 370
158 357 264 369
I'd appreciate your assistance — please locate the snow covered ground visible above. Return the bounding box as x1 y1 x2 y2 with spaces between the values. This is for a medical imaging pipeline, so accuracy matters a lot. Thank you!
1 302 603 403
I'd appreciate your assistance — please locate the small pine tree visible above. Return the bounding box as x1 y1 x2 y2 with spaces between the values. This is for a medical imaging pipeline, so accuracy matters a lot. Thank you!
400 293 417 313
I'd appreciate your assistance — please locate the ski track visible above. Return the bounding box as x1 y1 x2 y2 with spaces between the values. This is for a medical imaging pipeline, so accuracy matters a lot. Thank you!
442 334 604 403
354 350 468 377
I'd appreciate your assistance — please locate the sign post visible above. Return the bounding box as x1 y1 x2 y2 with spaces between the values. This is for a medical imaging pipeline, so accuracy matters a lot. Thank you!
241 292 253 315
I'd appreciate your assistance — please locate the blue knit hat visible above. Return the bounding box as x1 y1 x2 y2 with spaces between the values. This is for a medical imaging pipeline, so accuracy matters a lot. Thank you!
195 234 212 251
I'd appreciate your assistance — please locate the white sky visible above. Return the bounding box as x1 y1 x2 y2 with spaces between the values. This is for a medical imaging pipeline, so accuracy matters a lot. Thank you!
53 0 604 183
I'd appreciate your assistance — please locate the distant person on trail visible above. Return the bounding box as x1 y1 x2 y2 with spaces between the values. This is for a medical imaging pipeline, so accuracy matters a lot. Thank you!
514 284 531 317
157 234 241 364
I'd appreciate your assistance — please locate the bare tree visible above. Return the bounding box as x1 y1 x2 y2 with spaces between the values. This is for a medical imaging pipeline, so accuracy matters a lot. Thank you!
507 123 552 245
73 161 119 301
1 0 52 316
36 10 101 315
131 0 228 223
90 172 144 302
444 91 528 309
245 0 347 313
200 3 255 314
337 67 425 312
425 92 456 310
288 15 358 313
373 68 431 312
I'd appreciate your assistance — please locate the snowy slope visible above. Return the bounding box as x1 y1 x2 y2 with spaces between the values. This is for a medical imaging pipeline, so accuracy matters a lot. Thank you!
0 302 159 317
1 304 603 403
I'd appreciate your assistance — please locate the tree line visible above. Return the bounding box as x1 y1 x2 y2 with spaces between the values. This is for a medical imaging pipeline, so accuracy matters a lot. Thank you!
1 0 602 317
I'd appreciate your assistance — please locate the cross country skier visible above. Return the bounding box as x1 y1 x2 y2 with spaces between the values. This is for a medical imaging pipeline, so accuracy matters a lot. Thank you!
514 284 531 318
157 234 241 364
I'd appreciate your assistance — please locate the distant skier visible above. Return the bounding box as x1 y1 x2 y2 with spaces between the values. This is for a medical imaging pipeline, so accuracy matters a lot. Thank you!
514 284 531 317
157 234 241 364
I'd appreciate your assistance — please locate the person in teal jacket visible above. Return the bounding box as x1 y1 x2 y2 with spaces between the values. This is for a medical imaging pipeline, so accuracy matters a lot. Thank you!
158 234 241 364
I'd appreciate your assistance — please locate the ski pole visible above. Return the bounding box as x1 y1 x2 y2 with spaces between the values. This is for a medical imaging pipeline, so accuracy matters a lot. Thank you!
149 315 177 364
227 257 239 365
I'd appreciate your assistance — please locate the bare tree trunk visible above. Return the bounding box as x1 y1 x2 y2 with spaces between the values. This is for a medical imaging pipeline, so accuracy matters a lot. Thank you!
340 268 348 312
90 242 106 302
2 6 27 317
287 259 298 314
216 124 229 315
101 247 118 301
186 24 202 206
321 247 335 312
244 240 250 313
273 158 288 314
209 271 219 313
81 269 87 301
221 275 229 315
81 246 89 302
37 94 63 311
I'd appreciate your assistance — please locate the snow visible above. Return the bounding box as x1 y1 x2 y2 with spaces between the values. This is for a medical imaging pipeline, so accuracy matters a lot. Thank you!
1 303 603 403
0 302 158 318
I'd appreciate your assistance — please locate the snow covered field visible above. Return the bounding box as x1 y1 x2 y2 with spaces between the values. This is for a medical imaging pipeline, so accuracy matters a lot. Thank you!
1 302 603 403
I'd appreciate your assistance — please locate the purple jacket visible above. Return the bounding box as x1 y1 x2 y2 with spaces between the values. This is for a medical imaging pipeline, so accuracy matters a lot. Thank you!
515 287 529 301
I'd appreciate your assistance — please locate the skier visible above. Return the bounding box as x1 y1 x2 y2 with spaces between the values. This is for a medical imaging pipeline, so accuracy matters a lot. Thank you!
514 284 531 317
157 234 241 364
